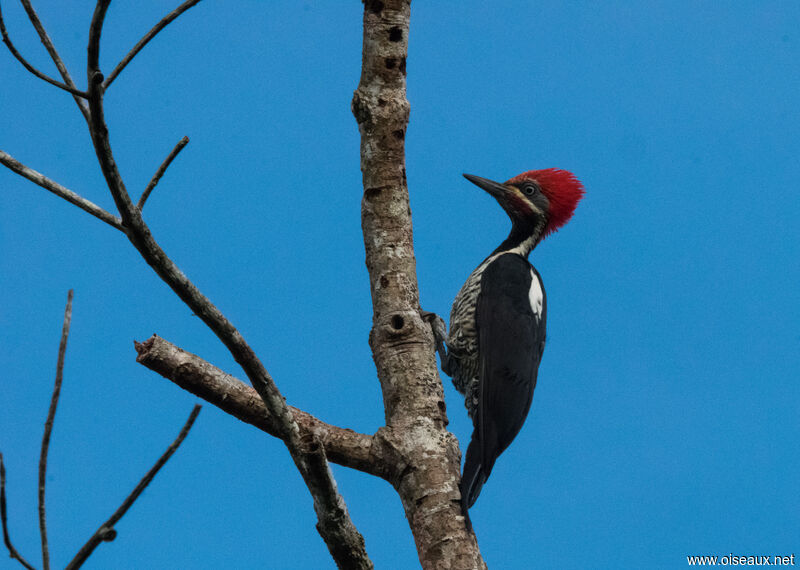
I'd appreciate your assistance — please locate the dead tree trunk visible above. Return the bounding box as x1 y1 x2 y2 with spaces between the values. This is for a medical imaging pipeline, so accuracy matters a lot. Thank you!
351 1 486 567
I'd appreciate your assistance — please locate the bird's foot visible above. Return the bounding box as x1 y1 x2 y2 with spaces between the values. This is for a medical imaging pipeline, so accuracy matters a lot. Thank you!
420 309 446 340
420 309 451 376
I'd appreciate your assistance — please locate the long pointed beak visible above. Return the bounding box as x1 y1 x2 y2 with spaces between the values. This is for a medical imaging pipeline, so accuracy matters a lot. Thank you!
462 173 508 200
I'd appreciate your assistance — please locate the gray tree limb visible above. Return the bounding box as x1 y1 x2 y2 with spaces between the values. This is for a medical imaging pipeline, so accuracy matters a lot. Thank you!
0 3 88 98
1 1 373 564
352 1 486 567
17 0 90 121
0 150 124 231
134 335 385 478
85 2 372 567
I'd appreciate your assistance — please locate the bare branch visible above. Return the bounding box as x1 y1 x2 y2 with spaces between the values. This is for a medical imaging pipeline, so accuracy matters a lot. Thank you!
38 289 73 570
134 335 384 478
0 149 124 232
0 454 36 570
17 0 89 120
103 0 204 89
0 3 88 98
83 6 374 566
299 435 373 569
138 136 189 210
64 405 202 570
85 8 373 566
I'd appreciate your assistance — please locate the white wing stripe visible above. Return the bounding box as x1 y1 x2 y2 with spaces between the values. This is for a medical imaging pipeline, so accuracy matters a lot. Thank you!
528 269 543 320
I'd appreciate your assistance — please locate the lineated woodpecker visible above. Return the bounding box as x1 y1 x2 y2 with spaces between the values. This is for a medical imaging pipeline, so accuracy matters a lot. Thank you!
427 169 584 520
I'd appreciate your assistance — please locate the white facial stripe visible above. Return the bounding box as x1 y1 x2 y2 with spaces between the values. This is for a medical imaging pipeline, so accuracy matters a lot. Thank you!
528 269 543 320
510 187 542 216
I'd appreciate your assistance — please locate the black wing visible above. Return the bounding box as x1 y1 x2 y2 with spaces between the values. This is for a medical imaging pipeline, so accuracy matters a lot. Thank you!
461 253 547 509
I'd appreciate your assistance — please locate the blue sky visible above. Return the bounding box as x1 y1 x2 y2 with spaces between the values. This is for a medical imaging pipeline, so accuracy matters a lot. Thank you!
1 1 798 568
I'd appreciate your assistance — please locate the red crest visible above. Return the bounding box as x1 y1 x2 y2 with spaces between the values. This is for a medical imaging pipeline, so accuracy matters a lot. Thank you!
507 168 585 236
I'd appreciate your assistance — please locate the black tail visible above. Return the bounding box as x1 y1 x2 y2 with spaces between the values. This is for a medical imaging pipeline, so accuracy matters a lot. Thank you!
460 436 487 520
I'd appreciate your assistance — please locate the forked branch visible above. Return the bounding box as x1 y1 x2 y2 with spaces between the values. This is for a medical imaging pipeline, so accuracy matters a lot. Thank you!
0 3 88 97
84 3 372 567
16 0 90 120
4 2 381 567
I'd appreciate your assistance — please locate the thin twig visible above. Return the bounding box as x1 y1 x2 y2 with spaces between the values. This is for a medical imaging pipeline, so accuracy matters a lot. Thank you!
103 0 204 89
0 453 36 570
0 149 124 232
39 289 73 570
0 2 88 97
138 136 189 210
18 0 89 121
64 405 202 570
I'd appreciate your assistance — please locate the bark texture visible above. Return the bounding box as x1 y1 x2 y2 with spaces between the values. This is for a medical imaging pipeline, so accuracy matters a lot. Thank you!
352 1 486 567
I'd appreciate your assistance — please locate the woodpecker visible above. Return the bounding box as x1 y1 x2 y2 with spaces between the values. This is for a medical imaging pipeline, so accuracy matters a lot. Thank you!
429 169 584 517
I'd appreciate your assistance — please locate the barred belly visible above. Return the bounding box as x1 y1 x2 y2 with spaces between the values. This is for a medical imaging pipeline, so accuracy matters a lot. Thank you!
446 253 502 417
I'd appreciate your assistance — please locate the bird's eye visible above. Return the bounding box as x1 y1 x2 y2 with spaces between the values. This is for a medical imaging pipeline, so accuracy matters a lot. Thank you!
523 184 537 196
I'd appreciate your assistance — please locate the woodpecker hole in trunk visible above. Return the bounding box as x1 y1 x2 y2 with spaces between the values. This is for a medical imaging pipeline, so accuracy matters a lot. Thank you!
388 27 403 42
391 315 404 330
